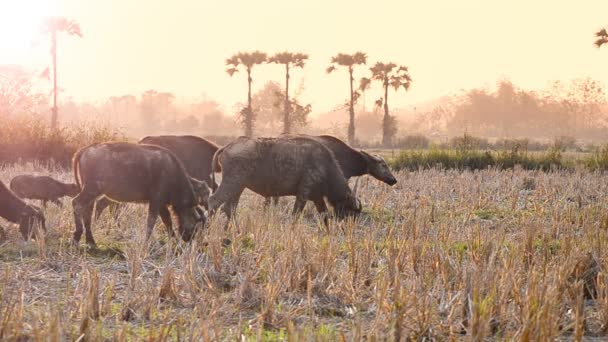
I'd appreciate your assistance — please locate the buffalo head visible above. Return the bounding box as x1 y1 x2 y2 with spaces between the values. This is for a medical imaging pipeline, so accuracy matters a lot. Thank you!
19 205 46 241
361 151 397 186
189 177 211 210
176 205 206 242
334 177 363 219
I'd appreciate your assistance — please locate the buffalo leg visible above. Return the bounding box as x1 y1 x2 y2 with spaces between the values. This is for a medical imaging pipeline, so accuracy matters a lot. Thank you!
145 202 160 240
313 198 330 228
42 200 47 208
82 202 96 246
72 189 98 245
292 197 308 215
159 206 175 237
263 196 280 208
223 190 244 225
293 176 315 216
208 177 246 218
94 196 112 219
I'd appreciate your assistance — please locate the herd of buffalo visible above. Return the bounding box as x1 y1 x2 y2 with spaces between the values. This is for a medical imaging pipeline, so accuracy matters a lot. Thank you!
0 134 397 246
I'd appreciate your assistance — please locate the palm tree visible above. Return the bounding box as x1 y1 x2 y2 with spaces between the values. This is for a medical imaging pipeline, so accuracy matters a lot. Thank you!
326 52 367 145
369 62 412 146
595 28 608 47
268 52 308 134
42 17 82 130
226 51 267 137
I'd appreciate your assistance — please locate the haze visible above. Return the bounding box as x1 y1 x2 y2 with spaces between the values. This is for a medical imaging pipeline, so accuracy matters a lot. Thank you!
1 0 608 115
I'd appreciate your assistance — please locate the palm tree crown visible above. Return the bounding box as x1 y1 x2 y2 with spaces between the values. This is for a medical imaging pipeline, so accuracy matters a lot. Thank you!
226 51 267 137
326 52 367 145
369 62 412 146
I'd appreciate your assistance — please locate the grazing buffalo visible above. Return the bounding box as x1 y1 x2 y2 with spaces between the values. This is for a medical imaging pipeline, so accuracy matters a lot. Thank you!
94 135 218 218
10 175 79 207
71 142 207 246
0 180 46 240
209 136 362 224
311 135 397 184
139 135 219 189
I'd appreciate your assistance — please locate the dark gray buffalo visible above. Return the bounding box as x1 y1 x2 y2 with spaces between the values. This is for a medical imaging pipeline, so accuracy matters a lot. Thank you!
71 142 207 246
10 175 79 207
311 135 397 184
95 135 218 218
209 136 362 224
255 135 395 205
0 180 46 240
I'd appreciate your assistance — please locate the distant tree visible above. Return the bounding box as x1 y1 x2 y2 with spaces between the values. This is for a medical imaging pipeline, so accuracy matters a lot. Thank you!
226 51 267 137
595 28 608 47
369 62 412 146
268 52 308 134
326 52 367 144
0 65 46 117
252 81 284 134
139 90 175 133
42 17 82 130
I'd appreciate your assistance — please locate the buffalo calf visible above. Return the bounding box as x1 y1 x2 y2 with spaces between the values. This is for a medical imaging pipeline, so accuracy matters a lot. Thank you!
0 180 46 240
10 175 79 208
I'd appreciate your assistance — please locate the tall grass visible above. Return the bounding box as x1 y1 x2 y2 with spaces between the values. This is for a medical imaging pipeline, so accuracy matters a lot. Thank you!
0 115 125 168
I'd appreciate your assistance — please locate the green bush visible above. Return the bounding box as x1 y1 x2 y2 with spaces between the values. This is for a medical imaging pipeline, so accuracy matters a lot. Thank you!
0 115 125 168
583 144 608 171
390 147 569 172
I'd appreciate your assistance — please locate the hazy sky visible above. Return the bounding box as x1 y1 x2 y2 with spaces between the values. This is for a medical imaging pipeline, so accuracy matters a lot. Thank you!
1 0 608 116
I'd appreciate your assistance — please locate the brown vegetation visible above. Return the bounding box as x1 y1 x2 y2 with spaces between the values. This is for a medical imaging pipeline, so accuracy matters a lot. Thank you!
1 164 608 339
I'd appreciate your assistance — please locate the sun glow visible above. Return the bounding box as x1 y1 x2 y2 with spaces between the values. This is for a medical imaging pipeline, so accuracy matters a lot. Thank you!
0 1 53 63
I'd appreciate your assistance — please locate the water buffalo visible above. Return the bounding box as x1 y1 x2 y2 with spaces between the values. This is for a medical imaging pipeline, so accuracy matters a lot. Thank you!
209 136 362 224
246 135 394 205
0 180 46 240
311 135 397 184
71 142 206 246
94 135 218 218
10 175 79 207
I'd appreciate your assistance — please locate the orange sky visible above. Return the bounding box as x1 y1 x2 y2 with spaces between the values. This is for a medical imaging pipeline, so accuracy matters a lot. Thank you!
1 0 608 116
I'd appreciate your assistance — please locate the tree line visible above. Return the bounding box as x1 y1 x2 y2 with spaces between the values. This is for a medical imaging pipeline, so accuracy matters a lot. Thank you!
226 51 411 145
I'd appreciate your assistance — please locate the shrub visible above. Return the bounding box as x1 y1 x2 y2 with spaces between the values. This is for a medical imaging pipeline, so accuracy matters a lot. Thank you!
450 133 490 151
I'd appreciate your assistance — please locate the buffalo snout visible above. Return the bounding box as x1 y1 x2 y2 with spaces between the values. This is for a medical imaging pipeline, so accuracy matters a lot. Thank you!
177 206 205 242
386 176 397 186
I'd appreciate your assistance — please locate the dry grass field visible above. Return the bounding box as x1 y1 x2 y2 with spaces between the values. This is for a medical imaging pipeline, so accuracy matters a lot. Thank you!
1 162 608 340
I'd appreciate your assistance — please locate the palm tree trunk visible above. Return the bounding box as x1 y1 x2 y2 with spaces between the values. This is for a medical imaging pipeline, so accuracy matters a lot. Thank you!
246 69 253 137
348 67 355 145
283 64 290 134
51 31 58 130
382 82 390 146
